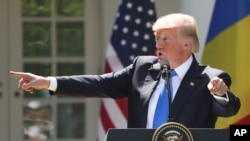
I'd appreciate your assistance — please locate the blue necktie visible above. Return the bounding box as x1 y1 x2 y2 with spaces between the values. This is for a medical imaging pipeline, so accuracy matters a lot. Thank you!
153 70 176 128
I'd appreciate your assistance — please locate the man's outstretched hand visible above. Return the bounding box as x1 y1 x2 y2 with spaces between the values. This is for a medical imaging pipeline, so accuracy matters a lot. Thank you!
207 76 228 96
10 71 50 94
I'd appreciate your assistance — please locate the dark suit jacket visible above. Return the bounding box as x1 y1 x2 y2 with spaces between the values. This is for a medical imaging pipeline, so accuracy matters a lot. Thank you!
53 55 240 128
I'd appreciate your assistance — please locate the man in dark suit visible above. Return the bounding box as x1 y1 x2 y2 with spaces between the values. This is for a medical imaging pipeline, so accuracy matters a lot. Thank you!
10 13 240 129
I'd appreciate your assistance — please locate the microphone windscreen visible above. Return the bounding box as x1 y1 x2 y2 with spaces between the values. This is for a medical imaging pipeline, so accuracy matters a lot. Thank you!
160 59 170 70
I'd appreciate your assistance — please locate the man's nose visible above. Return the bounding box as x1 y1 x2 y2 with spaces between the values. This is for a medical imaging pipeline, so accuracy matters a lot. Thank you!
155 41 163 49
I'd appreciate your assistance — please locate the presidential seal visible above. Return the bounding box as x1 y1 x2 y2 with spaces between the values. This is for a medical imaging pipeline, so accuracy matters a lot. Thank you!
152 122 193 141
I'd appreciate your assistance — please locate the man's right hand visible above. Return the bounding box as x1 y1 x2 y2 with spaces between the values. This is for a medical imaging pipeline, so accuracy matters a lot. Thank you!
9 71 50 94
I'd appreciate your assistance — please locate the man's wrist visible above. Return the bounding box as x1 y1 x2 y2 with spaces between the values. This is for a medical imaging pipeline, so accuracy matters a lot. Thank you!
212 92 229 104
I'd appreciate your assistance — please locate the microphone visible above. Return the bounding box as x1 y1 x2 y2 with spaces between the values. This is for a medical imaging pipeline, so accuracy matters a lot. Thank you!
160 59 170 80
160 59 173 122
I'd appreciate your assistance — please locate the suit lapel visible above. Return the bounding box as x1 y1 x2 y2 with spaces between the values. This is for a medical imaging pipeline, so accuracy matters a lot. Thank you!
141 63 161 104
171 58 204 119
140 62 161 127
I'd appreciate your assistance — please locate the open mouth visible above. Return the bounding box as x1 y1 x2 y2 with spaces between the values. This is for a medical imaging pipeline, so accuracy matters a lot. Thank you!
157 51 163 57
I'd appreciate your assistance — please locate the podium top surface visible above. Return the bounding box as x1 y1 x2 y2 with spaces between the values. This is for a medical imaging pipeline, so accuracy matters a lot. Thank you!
106 128 229 141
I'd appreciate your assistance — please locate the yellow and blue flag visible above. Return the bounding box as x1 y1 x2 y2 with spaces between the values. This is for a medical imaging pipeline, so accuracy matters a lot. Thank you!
202 0 250 128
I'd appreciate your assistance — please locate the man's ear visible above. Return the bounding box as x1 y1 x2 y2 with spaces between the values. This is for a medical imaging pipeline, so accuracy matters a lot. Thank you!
184 38 192 48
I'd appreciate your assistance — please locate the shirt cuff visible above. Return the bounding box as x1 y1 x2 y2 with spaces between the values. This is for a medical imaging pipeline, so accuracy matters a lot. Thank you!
47 77 57 91
212 92 229 105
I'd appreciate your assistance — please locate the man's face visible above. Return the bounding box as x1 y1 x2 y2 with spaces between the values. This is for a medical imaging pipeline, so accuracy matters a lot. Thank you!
155 27 185 62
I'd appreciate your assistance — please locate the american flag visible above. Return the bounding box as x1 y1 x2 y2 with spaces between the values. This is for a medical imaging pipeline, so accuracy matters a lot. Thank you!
97 0 157 140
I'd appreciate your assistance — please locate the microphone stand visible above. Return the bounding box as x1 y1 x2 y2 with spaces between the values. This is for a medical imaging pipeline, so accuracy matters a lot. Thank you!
164 70 173 122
